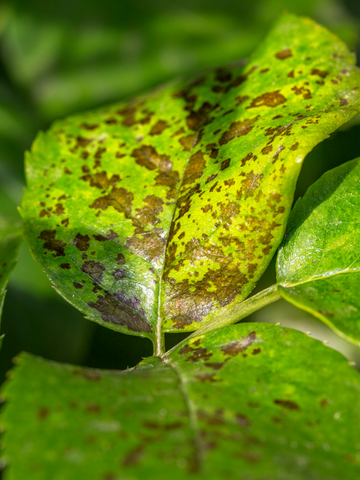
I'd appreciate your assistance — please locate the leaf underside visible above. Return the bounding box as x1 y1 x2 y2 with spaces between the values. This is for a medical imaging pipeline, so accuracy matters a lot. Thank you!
277 158 360 345
2 323 360 480
0 217 22 322
21 14 360 340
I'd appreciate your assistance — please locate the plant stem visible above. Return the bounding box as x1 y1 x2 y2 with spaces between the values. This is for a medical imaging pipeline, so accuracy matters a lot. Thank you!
154 331 165 357
165 284 281 355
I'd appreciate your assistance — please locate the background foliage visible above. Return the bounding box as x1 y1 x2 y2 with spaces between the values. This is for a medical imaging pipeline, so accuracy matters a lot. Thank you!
2 0 360 384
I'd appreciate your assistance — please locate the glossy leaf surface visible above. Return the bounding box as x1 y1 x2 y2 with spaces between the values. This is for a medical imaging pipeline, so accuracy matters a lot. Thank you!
21 15 360 340
0 217 22 320
2 323 360 479
277 158 360 344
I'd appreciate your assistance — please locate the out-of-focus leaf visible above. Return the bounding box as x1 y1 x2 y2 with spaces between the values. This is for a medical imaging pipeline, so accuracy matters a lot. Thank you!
277 158 360 345
21 15 360 343
2 0 357 119
2 323 360 479
0 217 22 319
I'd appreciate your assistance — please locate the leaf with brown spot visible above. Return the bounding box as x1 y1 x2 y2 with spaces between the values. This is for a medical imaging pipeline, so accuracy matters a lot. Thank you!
3 323 360 479
21 14 360 347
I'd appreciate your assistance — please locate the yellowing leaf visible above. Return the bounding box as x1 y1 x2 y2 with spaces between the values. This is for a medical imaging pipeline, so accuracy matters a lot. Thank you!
21 14 360 347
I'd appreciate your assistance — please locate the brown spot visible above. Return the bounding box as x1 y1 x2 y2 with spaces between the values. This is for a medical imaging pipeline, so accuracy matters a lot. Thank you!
235 95 250 106
320 399 329 407
204 362 225 370
60 263 71 269
275 49 292 60
319 309 334 318
38 230 66 257
247 91 286 109
150 120 169 135
274 399 300 410
220 158 231 170
219 117 258 145
88 291 151 333
113 268 126 280
179 344 213 362
311 69 329 78
122 445 145 467
261 145 273 155
81 171 120 190
179 134 197 151
73 282 83 289
194 373 219 383
116 253 126 264
235 414 251 427
252 348 261 355
221 331 256 356
73 368 101 382
340 98 348 106
80 122 99 130
287 70 295 78
86 402 101 413
37 407 50 420
81 260 106 283
290 142 299 151
73 233 90 252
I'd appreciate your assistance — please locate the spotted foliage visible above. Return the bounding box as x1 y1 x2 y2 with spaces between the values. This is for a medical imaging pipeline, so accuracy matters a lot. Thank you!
2 323 360 479
277 158 360 345
21 14 360 341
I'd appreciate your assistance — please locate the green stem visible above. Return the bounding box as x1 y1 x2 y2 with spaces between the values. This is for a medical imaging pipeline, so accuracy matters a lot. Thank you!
164 284 281 357
154 331 165 357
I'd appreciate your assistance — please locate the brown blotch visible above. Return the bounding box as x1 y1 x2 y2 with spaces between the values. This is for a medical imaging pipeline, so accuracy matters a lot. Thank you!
261 145 273 155
116 253 126 264
122 445 145 467
73 282 83 290
274 399 300 410
252 348 261 355
88 291 151 333
275 49 292 60
37 407 50 420
220 158 231 170
311 68 329 78
73 233 90 252
194 373 219 383
179 344 213 363
235 413 251 427
38 230 66 257
86 402 101 413
247 91 286 109
235 95 250 106
113 268 126 280
60 263 71 269
150 120 169 135
340 98 348 106
320 399 329 407
221 331 256 357
218 117 258 145
204 362 225 370
81 260 106 283
73 368 102 381
290 142 299 150
81 171 120 190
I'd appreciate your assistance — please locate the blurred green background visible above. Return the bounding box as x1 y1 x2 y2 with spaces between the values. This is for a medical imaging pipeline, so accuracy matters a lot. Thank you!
1 0 360 382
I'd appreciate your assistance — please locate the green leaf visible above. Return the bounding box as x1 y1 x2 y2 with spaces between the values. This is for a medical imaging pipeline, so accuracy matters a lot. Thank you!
277 158 360 345
2 323 360 479
0 217 22 321
21 14 360 343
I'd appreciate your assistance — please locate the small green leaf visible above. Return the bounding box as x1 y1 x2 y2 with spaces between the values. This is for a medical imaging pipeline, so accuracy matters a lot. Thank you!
21 14 360 342
2 323 360 479
0 217 22 322
277 158 360 345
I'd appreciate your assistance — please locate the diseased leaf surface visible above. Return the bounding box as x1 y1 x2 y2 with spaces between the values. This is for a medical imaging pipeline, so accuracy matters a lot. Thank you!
21 14 360 339
2 323 360 479
277 158 360 344
0 217 22 320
